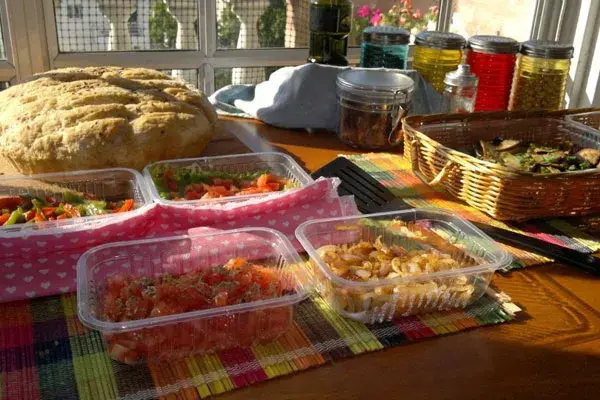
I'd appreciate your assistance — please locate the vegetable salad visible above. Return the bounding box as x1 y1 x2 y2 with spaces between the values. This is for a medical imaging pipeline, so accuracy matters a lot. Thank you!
0 192 134 227
150 164 294 201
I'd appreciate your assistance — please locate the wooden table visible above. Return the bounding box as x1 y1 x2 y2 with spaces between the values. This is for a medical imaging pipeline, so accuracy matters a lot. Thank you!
220 118 600 400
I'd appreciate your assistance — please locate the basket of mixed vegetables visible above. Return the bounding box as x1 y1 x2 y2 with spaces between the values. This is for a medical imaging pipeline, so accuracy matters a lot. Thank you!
403 108 600 221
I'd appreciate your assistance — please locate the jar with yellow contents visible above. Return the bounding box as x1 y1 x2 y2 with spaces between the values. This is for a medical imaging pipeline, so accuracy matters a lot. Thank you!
413 31 466 92
509 40 574 111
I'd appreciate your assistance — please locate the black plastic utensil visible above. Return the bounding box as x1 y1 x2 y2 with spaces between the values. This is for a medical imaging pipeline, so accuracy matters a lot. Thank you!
312 157 600 276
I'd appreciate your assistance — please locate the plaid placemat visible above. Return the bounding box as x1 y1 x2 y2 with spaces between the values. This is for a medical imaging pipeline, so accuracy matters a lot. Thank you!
0 290 519 400
345 153 600 270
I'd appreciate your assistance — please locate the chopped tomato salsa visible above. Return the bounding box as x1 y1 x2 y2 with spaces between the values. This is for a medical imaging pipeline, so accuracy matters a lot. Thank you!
102 258 294 364
150 165 294 201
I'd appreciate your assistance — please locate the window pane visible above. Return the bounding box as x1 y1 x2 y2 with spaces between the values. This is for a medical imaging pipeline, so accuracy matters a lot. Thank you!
215 66 285 90
350 0 439 45
450 0 536 41
54 0 198 52
0 12 5 59
0 82 8 91
217 0 301 49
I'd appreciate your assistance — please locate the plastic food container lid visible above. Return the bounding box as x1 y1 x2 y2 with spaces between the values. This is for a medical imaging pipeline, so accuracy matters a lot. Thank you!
414 31 466 50
336 69 415 104
521 40 574 59
468 35 519 54
362 26 410 45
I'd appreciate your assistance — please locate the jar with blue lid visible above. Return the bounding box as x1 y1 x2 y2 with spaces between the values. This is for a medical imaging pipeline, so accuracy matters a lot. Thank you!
360 26 410 69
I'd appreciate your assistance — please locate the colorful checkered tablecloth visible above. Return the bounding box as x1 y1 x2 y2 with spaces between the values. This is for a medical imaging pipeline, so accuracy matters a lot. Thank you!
346 153 600 269
0 291 519 400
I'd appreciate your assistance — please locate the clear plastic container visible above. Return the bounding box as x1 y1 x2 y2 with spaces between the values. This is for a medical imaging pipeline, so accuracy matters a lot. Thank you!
143 152 313 206
566 111 600 132
77 228 312 363
295 209 512 324
0 168 152 236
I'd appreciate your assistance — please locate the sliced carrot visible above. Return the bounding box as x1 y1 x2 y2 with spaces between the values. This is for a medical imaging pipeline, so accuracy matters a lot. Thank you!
208 185 228 195
34 211 46 222
57 214 68 220
117 199 134 213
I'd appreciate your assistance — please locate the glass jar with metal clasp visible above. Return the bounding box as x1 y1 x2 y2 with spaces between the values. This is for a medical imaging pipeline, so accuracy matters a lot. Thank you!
336 69 414 150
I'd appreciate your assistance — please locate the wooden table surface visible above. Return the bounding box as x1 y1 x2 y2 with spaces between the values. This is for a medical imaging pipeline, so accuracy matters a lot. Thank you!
220 117 600 400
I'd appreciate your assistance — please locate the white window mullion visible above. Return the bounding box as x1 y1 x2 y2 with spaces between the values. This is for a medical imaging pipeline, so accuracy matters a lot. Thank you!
0 0 16 82
437 0 454 32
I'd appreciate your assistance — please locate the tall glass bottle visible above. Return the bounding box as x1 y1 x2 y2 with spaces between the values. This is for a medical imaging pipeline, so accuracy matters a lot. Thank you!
308 0 353 66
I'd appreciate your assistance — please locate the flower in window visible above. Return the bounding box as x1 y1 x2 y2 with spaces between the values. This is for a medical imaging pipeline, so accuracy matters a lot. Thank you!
357 5 371 18
413 9 423 19
370 9 383 26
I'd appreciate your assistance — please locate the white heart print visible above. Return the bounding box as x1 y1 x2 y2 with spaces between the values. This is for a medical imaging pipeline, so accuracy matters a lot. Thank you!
1 243 12 248
59 287 70 293
25 291 36 297
5 273 15 279
24 276 34 282
39 269 49 275
57 272 67 278
41 282 51 289
37 258 48 264
5 287 16 293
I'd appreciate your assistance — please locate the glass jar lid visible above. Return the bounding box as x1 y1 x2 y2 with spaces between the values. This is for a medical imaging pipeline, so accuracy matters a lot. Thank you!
468 35 519 54
414 31 466 50
444 64 479 88
362 26 410 45
521 40 574 59
337 69 414 104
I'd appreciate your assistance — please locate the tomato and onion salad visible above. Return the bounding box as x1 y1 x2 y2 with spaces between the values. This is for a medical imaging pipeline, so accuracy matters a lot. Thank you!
101 258 295 364
150 165 294 201
0 192 134 226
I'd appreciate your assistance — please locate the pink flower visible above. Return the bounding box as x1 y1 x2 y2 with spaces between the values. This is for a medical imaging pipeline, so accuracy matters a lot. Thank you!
399 16 407 25
356 5 371 18
412 9 423 19
373 8 382 16
400 8 409 14
429 5 439 14
370 12 383 26
401 0 412 7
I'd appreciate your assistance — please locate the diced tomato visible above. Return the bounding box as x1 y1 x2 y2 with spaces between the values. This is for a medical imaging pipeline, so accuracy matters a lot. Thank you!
57 214 68 220
164 170 179 191
0 197 22 211
42 207 56 218
45 196 57 205
266 182 280 191
24 210 36 222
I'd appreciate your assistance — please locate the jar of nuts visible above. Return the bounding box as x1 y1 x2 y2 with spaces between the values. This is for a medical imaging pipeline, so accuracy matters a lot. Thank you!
509 40 574 111
336 69 414 149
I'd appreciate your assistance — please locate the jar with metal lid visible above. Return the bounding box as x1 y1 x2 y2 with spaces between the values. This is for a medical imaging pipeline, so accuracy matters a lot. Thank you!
442 64 479 113
359 26 410 69
509 40 574 111
467 35 519 111
336 69 414 149
413 31 466 92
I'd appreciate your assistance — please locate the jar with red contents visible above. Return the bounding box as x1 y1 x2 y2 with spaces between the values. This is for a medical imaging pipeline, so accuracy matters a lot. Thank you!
467 35 519 111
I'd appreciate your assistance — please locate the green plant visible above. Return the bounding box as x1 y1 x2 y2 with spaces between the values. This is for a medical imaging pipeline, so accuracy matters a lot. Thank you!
149 0 178 49
218 3 241 48
258 0 286 48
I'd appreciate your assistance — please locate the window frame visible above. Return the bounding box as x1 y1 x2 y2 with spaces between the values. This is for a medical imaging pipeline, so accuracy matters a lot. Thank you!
0 0 596 107
0 0 16 82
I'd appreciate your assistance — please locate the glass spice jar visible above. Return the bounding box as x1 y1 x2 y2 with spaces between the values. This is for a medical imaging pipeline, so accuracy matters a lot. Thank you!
442 64 479 113
509 40 574 111
413 31 466 92
336 69 414 150
467 35 519 111
359 26 410 69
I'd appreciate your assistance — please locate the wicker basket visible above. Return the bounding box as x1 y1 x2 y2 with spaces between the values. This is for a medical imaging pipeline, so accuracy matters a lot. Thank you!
403 108 600 221
566 111 600 131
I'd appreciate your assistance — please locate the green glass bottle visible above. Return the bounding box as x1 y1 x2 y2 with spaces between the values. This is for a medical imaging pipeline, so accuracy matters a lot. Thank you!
308 0 353 66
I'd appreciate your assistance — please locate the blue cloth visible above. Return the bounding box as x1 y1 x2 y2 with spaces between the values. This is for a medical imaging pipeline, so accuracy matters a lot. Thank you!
209 63 444 132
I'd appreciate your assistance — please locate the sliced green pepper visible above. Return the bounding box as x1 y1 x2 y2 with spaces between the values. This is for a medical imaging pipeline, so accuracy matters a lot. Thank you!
4 207 25 226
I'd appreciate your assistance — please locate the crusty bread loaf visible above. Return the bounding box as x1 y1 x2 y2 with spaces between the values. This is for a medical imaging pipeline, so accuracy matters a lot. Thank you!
0 67 217 174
